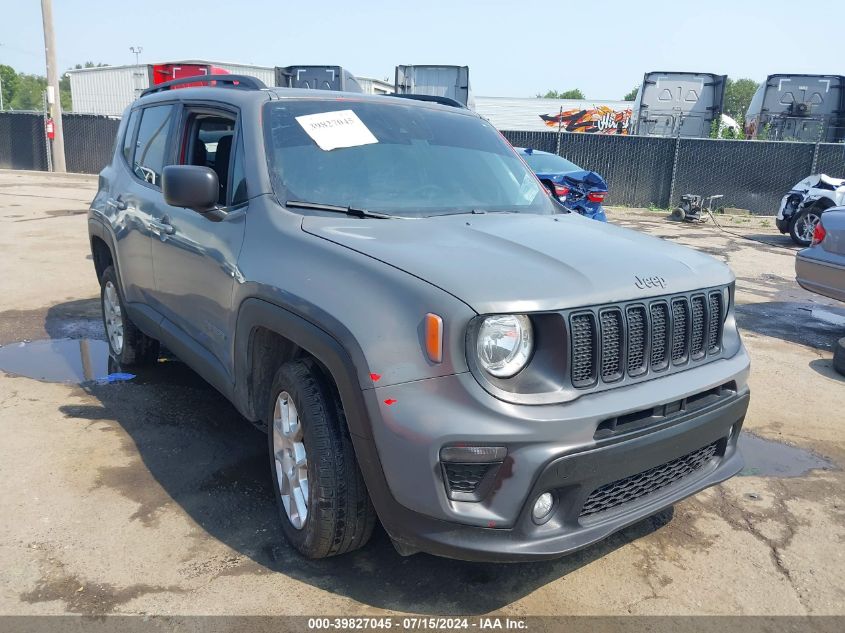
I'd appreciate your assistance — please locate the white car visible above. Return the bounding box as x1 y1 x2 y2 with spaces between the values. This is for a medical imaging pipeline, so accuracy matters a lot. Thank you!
776 174 845 246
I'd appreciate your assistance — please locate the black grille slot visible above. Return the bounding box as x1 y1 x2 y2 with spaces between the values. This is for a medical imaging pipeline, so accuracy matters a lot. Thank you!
708 292 723 354
580 441 719 518
443 463 492 494
690 295 706 360
599 309 624 382
570 313 597 387
671 298 689 364
650 302 669 371
626 305 648 377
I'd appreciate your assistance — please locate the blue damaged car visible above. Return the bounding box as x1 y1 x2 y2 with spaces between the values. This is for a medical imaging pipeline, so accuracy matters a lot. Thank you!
517 147 609 222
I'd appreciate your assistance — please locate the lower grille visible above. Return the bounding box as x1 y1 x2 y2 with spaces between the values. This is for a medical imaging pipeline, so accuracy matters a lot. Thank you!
579 441 719 518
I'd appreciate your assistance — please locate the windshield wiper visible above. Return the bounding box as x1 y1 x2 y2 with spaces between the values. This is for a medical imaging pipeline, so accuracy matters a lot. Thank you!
285 200 395 219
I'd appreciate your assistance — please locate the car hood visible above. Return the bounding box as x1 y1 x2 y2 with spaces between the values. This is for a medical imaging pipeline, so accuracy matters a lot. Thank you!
301 212 733 314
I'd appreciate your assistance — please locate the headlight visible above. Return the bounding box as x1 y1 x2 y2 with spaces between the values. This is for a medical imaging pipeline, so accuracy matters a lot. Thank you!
476 315 533 378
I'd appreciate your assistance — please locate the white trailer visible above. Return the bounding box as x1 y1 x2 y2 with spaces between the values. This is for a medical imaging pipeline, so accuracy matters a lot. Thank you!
66 60 275 116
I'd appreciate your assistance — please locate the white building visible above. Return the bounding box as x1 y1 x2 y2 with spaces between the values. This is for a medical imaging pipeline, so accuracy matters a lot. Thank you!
66 60 276 116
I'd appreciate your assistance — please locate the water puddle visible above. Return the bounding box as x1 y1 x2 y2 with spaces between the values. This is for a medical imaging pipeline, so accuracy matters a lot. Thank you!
811 308 845 328
0 338 209 388
0 339 118 383
738 432 835 478
735 301 845 351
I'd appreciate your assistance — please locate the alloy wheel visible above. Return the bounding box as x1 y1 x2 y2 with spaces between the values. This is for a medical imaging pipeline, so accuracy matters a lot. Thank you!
799 213 820 242
103 281 124 355
272 391 309 529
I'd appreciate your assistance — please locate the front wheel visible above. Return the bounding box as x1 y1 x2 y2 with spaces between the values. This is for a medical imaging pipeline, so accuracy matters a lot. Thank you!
789 208 822 246
100 266 159 365
671 207 686 221
268 359 376 558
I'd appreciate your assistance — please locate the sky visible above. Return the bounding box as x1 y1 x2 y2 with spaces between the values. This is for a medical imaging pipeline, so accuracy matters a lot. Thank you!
1 0 843 99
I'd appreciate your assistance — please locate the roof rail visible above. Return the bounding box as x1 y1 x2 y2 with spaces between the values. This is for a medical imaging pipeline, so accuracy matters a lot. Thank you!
141 74 267 97
384 93 466 109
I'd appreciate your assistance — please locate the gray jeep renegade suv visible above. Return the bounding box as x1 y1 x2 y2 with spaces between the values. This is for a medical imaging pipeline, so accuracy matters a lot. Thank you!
88 75 750 561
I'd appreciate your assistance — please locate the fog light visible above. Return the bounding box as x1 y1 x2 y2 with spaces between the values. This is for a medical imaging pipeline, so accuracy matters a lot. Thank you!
532 492 554 521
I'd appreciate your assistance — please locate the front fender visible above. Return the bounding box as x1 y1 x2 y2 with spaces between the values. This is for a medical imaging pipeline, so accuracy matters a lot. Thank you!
234 202 477 393
233 298 369 431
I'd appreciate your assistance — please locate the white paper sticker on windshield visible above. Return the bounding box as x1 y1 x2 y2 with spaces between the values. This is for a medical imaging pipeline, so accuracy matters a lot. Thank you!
295 110 378 151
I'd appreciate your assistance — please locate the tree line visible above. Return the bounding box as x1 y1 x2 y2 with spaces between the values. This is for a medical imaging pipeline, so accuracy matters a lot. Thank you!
0 62 108 112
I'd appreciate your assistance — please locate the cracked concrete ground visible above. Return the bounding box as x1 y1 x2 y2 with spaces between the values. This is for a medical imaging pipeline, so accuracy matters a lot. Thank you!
0 170 843 616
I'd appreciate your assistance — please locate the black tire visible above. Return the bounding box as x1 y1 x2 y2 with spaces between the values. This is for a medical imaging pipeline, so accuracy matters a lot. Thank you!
267 359 376 558
834 337 845 377
99 266 159 365
671 207 686 221
789 207 822 246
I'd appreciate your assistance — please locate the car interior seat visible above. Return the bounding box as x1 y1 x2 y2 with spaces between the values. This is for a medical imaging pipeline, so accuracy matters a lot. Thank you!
214 134 233 204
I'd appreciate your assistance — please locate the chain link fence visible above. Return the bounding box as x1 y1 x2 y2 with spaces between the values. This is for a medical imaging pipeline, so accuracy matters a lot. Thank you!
2 112 845 214
63 114 121 174
0 112 49 171
502 130 845 214
670 138 818 214
0 111 119 175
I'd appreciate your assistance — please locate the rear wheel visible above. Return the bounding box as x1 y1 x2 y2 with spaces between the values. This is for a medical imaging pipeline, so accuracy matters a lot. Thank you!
789 208 822 246
671 207 686 221
100 266 159 365
268 359 376 558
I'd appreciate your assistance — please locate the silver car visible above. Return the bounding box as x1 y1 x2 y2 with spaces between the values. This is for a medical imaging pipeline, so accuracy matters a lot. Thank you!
796 209 845 302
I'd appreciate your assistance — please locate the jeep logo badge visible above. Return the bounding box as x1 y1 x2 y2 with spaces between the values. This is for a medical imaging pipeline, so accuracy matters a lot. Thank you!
635 275 666 290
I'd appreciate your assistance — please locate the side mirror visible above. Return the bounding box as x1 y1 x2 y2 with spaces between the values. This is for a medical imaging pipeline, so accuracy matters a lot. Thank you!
162 165 219 214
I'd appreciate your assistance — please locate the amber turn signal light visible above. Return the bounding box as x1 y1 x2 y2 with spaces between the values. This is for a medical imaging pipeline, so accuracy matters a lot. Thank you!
424 313 443 363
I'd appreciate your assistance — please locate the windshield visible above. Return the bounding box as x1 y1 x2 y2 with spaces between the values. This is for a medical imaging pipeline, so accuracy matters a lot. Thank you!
521 151 581 174
264 100 554 218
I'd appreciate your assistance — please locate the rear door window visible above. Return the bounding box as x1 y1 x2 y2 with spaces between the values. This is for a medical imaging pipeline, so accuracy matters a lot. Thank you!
121 110 139 166
132 105 175 187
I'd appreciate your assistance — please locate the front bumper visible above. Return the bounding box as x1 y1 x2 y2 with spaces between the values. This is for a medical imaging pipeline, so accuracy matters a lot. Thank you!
359 349 750 561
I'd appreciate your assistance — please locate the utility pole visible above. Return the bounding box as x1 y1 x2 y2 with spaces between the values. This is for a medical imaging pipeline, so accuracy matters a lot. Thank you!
41 0 66 172
0 44 4 110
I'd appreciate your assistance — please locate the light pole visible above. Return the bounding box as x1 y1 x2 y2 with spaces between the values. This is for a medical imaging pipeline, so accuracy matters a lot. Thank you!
130 46 143 65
